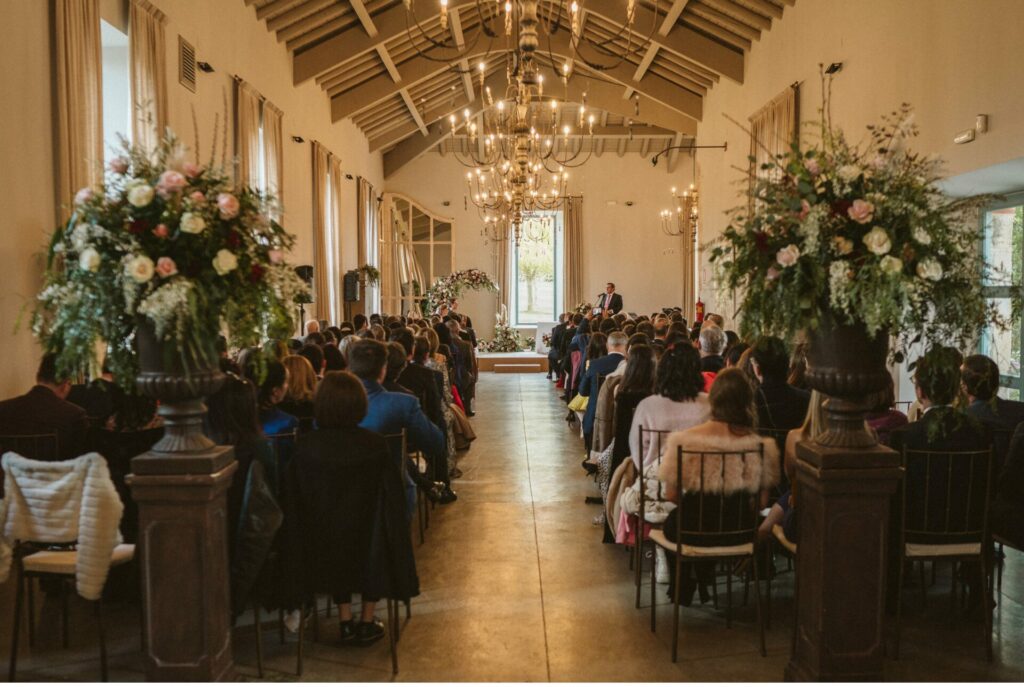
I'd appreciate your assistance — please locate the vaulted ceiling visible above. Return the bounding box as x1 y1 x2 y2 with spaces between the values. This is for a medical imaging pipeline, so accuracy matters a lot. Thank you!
244 0 795 176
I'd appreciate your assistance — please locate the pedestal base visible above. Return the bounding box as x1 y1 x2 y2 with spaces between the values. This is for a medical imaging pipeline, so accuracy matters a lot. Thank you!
785 440 902 681
127 446 238 682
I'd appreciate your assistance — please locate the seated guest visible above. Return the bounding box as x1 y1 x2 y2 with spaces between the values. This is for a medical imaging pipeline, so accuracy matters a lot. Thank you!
279 355 317 429
658 368 780 605
698 326 727 374
865 377 908 447
304 319 320 339
724 330 740 352
961 354 1024 466
547 313 569 380
283 371 418 646
391 329 446 435
348 339 453 505
991 423 1024 552
339 335 359 363
67 361 117 425
629 344 712 470
305 331 326 347
724 342 749 368
446 319 477 415
353 314 369 334
298 344 325 378
0 353 88 460
750 336 810 431
384 342 414 395
254 360 299 436
581 332 628 455
327 325 344 342
371 324 387 342
323 344 346 372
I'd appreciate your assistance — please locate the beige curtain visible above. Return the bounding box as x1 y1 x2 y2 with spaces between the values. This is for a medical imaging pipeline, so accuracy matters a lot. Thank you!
329 155 345 324
129 0 167 151
380 196 402 315
55 0 103 219
563 195 584 310
235 80 262 188
262 102 283 215
749 85 799 187
680 229 696 324
495 221 512 315
311 142 331 322
357 177 381 311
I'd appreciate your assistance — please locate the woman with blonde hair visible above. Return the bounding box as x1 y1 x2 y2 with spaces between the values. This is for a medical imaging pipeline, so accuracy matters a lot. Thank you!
280 354 318 427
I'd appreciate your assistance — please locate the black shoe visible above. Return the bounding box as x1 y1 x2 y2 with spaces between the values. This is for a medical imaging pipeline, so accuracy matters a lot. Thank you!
438 486 458 504
582 460 598 475
584 496 603 504
353 619 386 646
423 484 444 503
339 619 357 645
449 467 463 479
467 410 476 417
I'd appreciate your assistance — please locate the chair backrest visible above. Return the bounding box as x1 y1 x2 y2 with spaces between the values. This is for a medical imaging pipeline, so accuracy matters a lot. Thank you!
671 444 764 548
382 430 408 480
637 426 674 521
900 447 993 546
266 430 297 493
0 433 60 462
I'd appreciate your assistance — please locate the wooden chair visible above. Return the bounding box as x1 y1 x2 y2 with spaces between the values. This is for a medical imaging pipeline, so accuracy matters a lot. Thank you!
894 446 994 661
648 444 767 662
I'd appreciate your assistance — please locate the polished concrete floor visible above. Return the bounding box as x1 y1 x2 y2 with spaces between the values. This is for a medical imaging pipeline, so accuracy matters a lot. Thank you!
3 372 1024 681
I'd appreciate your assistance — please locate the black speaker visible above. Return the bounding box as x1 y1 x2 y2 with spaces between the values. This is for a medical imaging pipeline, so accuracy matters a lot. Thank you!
343 270 361 302
295 264 313 284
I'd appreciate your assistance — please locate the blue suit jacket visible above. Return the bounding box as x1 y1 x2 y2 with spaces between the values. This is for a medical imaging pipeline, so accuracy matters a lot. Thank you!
359 379 445 465
581 353 626 435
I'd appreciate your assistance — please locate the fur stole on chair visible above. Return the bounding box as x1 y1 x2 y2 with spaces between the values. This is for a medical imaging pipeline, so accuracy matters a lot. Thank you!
662 430 781 495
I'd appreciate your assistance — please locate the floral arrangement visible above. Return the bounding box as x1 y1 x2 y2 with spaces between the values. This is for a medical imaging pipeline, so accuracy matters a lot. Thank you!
357 263 381 286
710 77 1006 362
574 302 593 316
542 333 552 348
424 268 498 313
33 133 309 389
477 305 530 353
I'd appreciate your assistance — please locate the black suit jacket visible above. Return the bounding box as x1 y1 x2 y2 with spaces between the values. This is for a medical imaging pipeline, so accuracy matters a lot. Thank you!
0 386 89 460
398 363 445 431
992 423 1024 548
598 292 623 314
755 381 810 431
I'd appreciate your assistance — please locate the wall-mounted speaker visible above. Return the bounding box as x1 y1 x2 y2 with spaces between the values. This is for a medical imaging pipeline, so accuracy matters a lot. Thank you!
343 270 361 302
295 265 313 285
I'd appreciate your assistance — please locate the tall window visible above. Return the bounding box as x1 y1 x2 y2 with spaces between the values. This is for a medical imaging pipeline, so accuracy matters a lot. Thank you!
980 193 1024 399
513 211 563 326
100 20 131 162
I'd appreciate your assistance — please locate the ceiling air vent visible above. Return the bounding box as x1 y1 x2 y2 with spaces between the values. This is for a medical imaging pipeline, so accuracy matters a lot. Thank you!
178 36 196 93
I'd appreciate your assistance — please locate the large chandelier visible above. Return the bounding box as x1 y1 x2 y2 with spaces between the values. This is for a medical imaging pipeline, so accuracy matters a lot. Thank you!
660 183 699 240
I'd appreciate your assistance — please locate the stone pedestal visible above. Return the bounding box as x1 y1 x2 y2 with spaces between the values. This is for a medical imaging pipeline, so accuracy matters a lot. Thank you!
785 440 903 681
127 447 237 682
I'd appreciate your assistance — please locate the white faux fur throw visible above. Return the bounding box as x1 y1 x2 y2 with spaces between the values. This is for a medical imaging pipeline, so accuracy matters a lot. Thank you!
0 452 124 600
658 430 781 495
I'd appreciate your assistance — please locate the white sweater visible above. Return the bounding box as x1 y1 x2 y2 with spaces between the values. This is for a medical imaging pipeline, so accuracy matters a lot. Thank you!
629 393 712 470
0 452 124 600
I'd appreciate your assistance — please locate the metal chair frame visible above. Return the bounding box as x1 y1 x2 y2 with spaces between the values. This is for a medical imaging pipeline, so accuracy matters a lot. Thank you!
894 446 994 661
633 427 673 614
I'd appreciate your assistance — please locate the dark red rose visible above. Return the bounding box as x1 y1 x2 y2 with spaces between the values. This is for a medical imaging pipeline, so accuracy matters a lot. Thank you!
225 231 241 248
128 218 150 235
249 264 265 283
753 231 770 254
831 199 853 218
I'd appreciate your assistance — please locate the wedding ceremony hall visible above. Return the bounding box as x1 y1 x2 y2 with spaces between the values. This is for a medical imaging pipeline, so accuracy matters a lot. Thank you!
3 0 1024 682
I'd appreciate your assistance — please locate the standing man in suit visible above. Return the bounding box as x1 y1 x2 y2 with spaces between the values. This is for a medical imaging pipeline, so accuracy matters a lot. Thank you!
597 283 623 316
547 313 569 380
0 353 89 460
446 319 477 416
580 331 629 454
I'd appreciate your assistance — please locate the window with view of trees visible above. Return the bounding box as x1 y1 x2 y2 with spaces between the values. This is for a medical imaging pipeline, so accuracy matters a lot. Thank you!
980 193 1024 400
513 211 563 326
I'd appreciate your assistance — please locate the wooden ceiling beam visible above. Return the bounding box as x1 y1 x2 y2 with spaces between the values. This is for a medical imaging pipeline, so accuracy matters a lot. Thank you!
399 89 429 136
256 0 306 22
350 0 378 36
689 4 760 41
632 43 659 81
658 0 689 35
734 0 783 20
683 13 753 50
702 0 772 30
276 4 348 42
449 8 476 102
266 0 335 32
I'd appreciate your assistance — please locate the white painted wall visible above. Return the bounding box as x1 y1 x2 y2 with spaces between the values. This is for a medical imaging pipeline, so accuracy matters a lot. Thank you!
384 153 694 337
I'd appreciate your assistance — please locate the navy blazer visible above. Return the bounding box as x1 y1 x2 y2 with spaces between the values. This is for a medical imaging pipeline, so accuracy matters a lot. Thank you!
581 353 625 435
359 379 444 465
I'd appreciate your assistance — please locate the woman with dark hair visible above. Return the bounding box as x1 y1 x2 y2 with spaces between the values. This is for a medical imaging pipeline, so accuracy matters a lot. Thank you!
628 344 711 470
322 343 346 372
724 342 750 368
865 376 907 446
566 317 592 403
255 360 300 436
283 371 418 646
656 368 780 604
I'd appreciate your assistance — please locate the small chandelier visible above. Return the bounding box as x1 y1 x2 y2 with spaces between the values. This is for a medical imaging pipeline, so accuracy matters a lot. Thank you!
661 183 698 240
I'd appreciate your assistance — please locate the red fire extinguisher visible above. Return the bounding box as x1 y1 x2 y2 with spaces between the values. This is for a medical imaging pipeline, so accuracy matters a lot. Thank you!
695 297 705 324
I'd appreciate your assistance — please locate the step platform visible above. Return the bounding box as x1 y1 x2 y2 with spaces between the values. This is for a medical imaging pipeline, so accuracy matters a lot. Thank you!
477 352 549 374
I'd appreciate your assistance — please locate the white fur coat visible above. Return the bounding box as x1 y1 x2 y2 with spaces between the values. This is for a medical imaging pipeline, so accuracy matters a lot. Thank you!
656 429 781 495
0 452 124 600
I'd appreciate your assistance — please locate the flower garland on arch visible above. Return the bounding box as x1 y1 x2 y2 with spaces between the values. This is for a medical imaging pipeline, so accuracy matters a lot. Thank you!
424 268 498 314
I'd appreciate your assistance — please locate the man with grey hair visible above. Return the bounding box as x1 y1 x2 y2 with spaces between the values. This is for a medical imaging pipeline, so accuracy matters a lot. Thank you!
580 330 629 453
699 325 727 374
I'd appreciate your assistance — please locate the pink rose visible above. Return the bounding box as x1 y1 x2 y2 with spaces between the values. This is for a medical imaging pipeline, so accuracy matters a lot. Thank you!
217 193 240 219
74 187 94 206
156 170 188 198
766 266 781 282
776 244 801 268
109 157 129 174
847 199 875 224
189 191 206 204
805 158 821 176
183 162 204 178
798 199 811 220
268 249 284 264
152 223 169 239
156 256 178 278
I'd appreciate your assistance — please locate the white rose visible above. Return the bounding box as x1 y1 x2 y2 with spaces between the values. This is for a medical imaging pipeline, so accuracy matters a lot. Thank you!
213 249 238 276
837 164 861 183
832 236 854 256
70 222 91 250
916 257 943 281
912 226 932 245
79 247 100 272
862 226 892 255
126 255 155 283
127 182 155 208
776 244 801 268
180 212 206 234
880 255 904 274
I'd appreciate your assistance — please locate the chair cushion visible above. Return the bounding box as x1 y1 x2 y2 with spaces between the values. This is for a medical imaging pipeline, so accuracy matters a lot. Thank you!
772 524 797 555
23 543 135 575
905 541 981 558
648 528 754 557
